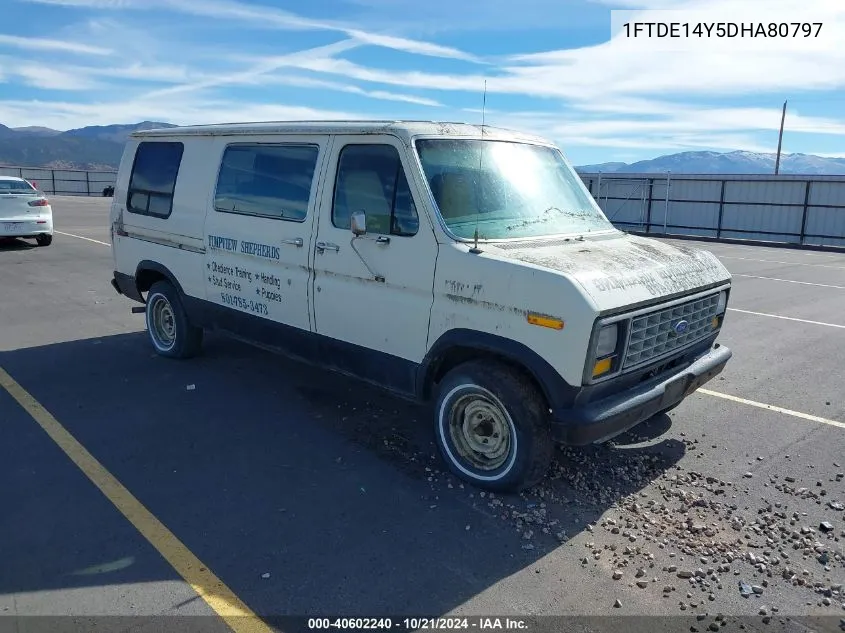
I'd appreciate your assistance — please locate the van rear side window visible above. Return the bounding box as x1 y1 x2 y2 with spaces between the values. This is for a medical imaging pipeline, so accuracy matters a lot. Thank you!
214 144 319 222
127 141 184 218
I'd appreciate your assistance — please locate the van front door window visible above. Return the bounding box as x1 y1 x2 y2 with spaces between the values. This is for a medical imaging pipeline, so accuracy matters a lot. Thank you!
332 144 420 237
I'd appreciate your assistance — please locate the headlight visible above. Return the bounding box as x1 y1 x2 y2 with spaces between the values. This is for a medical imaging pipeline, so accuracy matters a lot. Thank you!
595 323 618 358
716 290 727 314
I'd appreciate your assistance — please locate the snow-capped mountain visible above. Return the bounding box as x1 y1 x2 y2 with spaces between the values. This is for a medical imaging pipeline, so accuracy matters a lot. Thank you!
576 150 845 175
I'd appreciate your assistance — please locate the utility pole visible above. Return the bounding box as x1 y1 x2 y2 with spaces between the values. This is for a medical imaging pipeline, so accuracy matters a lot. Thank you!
774 100 787 175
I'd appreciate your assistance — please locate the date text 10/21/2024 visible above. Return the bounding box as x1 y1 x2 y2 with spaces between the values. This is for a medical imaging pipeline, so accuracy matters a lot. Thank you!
307 618 529 630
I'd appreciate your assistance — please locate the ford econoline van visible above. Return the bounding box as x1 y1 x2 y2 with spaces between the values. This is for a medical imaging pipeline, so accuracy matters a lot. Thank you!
109 120 732 492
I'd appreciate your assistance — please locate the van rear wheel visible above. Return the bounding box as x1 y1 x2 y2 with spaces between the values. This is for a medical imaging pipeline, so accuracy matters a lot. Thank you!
145 280 203 359
433 360 553 492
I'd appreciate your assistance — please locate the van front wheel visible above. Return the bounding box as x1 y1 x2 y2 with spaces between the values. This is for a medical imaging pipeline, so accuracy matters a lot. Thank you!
433 360 553 492
145 280 203 359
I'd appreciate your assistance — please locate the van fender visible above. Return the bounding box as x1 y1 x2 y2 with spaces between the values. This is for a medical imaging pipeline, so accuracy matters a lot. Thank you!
417 329 578 411
135 260 186 297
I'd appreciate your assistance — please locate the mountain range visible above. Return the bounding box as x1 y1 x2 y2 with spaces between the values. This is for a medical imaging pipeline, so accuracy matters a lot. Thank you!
1 121 843 175
0 121 177 170
575 150 845 175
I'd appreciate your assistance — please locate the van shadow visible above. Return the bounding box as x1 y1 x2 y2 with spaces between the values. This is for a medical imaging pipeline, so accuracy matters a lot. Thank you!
0 331 685 619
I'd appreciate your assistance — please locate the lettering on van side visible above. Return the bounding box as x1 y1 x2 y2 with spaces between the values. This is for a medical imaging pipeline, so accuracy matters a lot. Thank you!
234 266 253 282
259 272 281 289
209 274 242 292
220 292 269 316
259 287 284 303
211 261 234 276
208 235 238 252
240 240 281 260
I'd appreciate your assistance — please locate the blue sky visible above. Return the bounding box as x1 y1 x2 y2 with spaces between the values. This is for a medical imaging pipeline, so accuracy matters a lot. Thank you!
1 0 844 165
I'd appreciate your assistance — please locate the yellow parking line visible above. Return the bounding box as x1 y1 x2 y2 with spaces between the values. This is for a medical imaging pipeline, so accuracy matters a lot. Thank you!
0 365 275 633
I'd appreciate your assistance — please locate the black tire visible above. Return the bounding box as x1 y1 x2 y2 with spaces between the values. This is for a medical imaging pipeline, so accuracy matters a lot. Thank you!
433 360 554 492
144 280 203 359
35 234 52 247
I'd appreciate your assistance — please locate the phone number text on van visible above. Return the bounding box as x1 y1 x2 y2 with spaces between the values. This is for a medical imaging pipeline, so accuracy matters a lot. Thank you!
220 292 269 315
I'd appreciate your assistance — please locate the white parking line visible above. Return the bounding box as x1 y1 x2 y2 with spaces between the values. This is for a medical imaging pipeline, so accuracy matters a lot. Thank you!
733 274 845 290
662 239 845 260
707 246 842 260
728 307 845 329
55 231 110 247
700 389 845 430
717 255 845 270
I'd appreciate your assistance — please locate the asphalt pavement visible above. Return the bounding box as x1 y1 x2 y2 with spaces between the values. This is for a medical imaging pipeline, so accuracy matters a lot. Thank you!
1 196 844 633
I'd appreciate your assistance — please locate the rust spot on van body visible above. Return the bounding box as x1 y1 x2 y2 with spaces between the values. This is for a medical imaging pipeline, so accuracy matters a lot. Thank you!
444 293 526 316
444 280 483 297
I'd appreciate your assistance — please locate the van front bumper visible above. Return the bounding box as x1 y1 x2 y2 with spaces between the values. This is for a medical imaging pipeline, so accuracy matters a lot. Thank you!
551 344 732 445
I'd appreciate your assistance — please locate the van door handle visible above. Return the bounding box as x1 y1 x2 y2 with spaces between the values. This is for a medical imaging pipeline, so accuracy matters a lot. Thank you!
282 237 303 247
316 241 339 253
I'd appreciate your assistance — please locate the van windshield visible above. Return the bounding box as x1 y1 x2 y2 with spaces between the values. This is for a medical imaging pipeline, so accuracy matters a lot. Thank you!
414 139 614 240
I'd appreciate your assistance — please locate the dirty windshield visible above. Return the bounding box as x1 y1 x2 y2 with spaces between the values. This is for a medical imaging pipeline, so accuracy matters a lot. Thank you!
415 138 614 240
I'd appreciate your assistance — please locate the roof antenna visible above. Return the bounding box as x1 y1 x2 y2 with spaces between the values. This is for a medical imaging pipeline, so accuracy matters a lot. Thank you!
469 79 487 255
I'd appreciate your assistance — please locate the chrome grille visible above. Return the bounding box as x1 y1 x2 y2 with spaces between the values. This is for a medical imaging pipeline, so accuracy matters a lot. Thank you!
623 293 720 369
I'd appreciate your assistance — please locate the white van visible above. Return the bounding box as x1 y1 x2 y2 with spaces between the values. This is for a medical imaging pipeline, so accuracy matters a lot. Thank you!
109 120 732 491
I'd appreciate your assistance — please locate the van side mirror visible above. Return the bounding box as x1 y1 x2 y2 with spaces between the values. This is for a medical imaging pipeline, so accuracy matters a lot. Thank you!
350 210 367 236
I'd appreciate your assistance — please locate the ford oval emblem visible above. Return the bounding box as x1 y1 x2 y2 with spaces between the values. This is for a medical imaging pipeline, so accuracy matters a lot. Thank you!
673 320 689 335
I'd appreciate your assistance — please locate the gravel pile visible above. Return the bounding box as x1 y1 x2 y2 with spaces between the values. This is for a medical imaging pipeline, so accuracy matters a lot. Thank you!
422 438 845 615
327 391 844 616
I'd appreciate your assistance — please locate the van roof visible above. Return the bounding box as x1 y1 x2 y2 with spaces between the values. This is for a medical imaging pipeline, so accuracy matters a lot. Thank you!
130 120 552 144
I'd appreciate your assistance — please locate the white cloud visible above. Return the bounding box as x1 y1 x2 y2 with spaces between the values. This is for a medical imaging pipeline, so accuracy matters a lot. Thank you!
4 58 195 85
261 74 442 107
9 0 845 160
86 63 193 83
0 97 365 130
470 102 845 154
0 34 112 55
8 64 103 91
138 39 362 100
22 0 481 61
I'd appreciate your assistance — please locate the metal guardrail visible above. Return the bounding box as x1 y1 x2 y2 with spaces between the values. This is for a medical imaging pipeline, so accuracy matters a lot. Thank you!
0 165 117 197
578 172 845 249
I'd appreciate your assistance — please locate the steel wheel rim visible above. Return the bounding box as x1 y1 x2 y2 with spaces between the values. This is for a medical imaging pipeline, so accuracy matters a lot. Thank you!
447 392 512 471
149 294 176 350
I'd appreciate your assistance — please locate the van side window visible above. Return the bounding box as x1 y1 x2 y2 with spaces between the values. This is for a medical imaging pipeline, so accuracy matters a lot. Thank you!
332 144 419 236
214 144 319 222
127 141 184 218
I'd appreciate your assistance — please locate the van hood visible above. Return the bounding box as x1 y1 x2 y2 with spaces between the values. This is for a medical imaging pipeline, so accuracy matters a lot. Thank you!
487 233 731 312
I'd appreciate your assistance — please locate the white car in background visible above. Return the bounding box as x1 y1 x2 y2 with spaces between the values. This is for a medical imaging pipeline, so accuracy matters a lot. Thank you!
0 176 53 246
